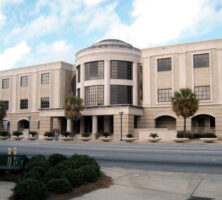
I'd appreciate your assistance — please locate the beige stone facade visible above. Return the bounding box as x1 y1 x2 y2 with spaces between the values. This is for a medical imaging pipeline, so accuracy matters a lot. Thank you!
1 39 222 140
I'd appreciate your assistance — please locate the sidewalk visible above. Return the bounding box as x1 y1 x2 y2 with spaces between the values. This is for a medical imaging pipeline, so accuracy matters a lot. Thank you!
1 168 222 200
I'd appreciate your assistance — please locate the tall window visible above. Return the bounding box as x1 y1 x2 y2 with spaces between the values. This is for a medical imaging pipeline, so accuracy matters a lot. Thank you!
110 61 132 80
158 88 172 102
77 65 80 83
21 76 28 86
110 85 132 104
85 85 104 106
41 97 50 108
77 88 80 97
2 78 9 89
85 61 104 80
41 73 50 84
194 86 210 100
20 99 28 109
193 53 209 68
157 58 172 72
1 101 9 110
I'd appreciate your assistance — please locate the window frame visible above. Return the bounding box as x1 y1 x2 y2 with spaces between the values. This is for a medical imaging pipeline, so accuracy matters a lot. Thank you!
20 99 28 110
157 57 172 72
2 78 9 89
85 85 104 107
194 86 210 100
110 60 132 80
41 97 50 109
110 85 132 105
193 53 209 68
20 76 29 87
41 73 50 84
85 61 104 81
157 88 172 103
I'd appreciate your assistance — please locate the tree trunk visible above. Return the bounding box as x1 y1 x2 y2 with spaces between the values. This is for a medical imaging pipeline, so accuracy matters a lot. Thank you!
183 116 186 138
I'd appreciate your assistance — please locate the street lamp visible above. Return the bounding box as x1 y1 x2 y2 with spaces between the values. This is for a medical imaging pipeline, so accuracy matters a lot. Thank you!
119 112 123 141
27 115 31 136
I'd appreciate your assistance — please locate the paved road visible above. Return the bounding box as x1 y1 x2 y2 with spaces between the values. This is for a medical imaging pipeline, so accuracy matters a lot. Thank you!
0 140 222 174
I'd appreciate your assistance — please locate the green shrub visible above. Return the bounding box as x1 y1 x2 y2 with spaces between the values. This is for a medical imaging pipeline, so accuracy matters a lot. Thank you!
203 133 217 138
23 171 41 180
0 131 10 137
70 154 99 169
25 156 49 171
65 169 84 187
48 153 67 167
149 133 158 138
126 133 133 138
82 132 90 137
44 132 54 137
47 178 72 194
61 131 71 137
30 166 47 177
44 168 66 183
30 131 38 137
79 164 99 183
102 132 110 138
29 155 46 162
13 178 47 200
193 133 204 138
176 131 184 138
12 131 23 137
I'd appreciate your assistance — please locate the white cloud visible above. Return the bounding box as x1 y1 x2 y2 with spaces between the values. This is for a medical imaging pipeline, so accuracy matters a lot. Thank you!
36 40 75 64
0 41 30 70
102 0 222 48
83 0 105 6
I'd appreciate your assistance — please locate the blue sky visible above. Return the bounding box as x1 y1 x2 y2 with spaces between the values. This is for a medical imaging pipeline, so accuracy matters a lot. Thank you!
0 0 222 70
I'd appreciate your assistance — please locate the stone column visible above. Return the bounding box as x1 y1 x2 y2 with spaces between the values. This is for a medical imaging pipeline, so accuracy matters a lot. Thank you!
53 118 61 133
67 119 72 132
104 60 110 105
80 64 85 102
133 62 138 106
92 116 98 139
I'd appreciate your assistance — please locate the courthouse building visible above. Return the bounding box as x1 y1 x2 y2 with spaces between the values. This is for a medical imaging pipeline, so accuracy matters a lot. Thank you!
1 38 222 140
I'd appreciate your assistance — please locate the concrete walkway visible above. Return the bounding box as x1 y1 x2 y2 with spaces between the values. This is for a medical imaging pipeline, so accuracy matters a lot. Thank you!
1 168 222 200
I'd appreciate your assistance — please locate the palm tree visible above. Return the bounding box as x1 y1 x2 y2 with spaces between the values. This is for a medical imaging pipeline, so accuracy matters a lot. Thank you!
171 88 199 137
0 101 7 131
64 96 84 132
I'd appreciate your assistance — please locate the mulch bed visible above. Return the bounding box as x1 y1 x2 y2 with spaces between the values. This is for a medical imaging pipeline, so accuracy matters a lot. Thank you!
1 171 112 200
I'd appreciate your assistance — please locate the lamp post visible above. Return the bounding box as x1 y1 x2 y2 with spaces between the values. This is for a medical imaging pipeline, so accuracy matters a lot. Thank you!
27 115 31 137
119 112 123 141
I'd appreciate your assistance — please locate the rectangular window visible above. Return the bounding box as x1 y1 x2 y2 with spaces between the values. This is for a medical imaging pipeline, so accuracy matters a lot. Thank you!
21 76 28 86
20 99 28 109
158 88 172 102
110 61 132 80
77 65 80 83
194 86 210 100
110 85 132 104
193 53 209 68
85 61 104 80
41 73 50 84
77 88 80 97
157 58 172 72
2 78 9 89
1 101 9 110
41 97 50 108
85 85 104 106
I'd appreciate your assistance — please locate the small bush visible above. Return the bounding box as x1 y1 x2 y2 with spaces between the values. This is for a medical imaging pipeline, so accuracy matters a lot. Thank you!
12 131 23 137
203 133 217 138
25 156 49 171
70 154 99 169
29 166 47 177
193 133 204 138
44 168 66 183
23 171 41 180
44 132 54 137
13 178 47 200
79 165 99 183
30 131 38 137
47 178 72 194
149 133 158 138
177 131 184 138
48 153 67 167
102 132 110 138
65 169 84 188
0 131 10 137
126 133 133 138
82 132 90 137
61 131 71 137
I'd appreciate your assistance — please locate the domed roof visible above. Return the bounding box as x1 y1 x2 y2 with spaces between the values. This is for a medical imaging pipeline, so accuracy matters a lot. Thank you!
76 39 140 55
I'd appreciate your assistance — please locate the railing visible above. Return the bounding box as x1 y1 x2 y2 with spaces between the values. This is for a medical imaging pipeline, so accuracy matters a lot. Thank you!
191 127 215 134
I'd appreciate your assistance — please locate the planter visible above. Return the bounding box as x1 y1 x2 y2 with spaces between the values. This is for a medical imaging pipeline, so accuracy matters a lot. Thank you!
60 137 73 141
0 136 9 140
79 137 92 141
43 137 54 141
200 138 218 143
173 138 189 143
123 138 136 142
99 137 112 142
147 137 161 143
28 136 38 140
12 136 23 140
